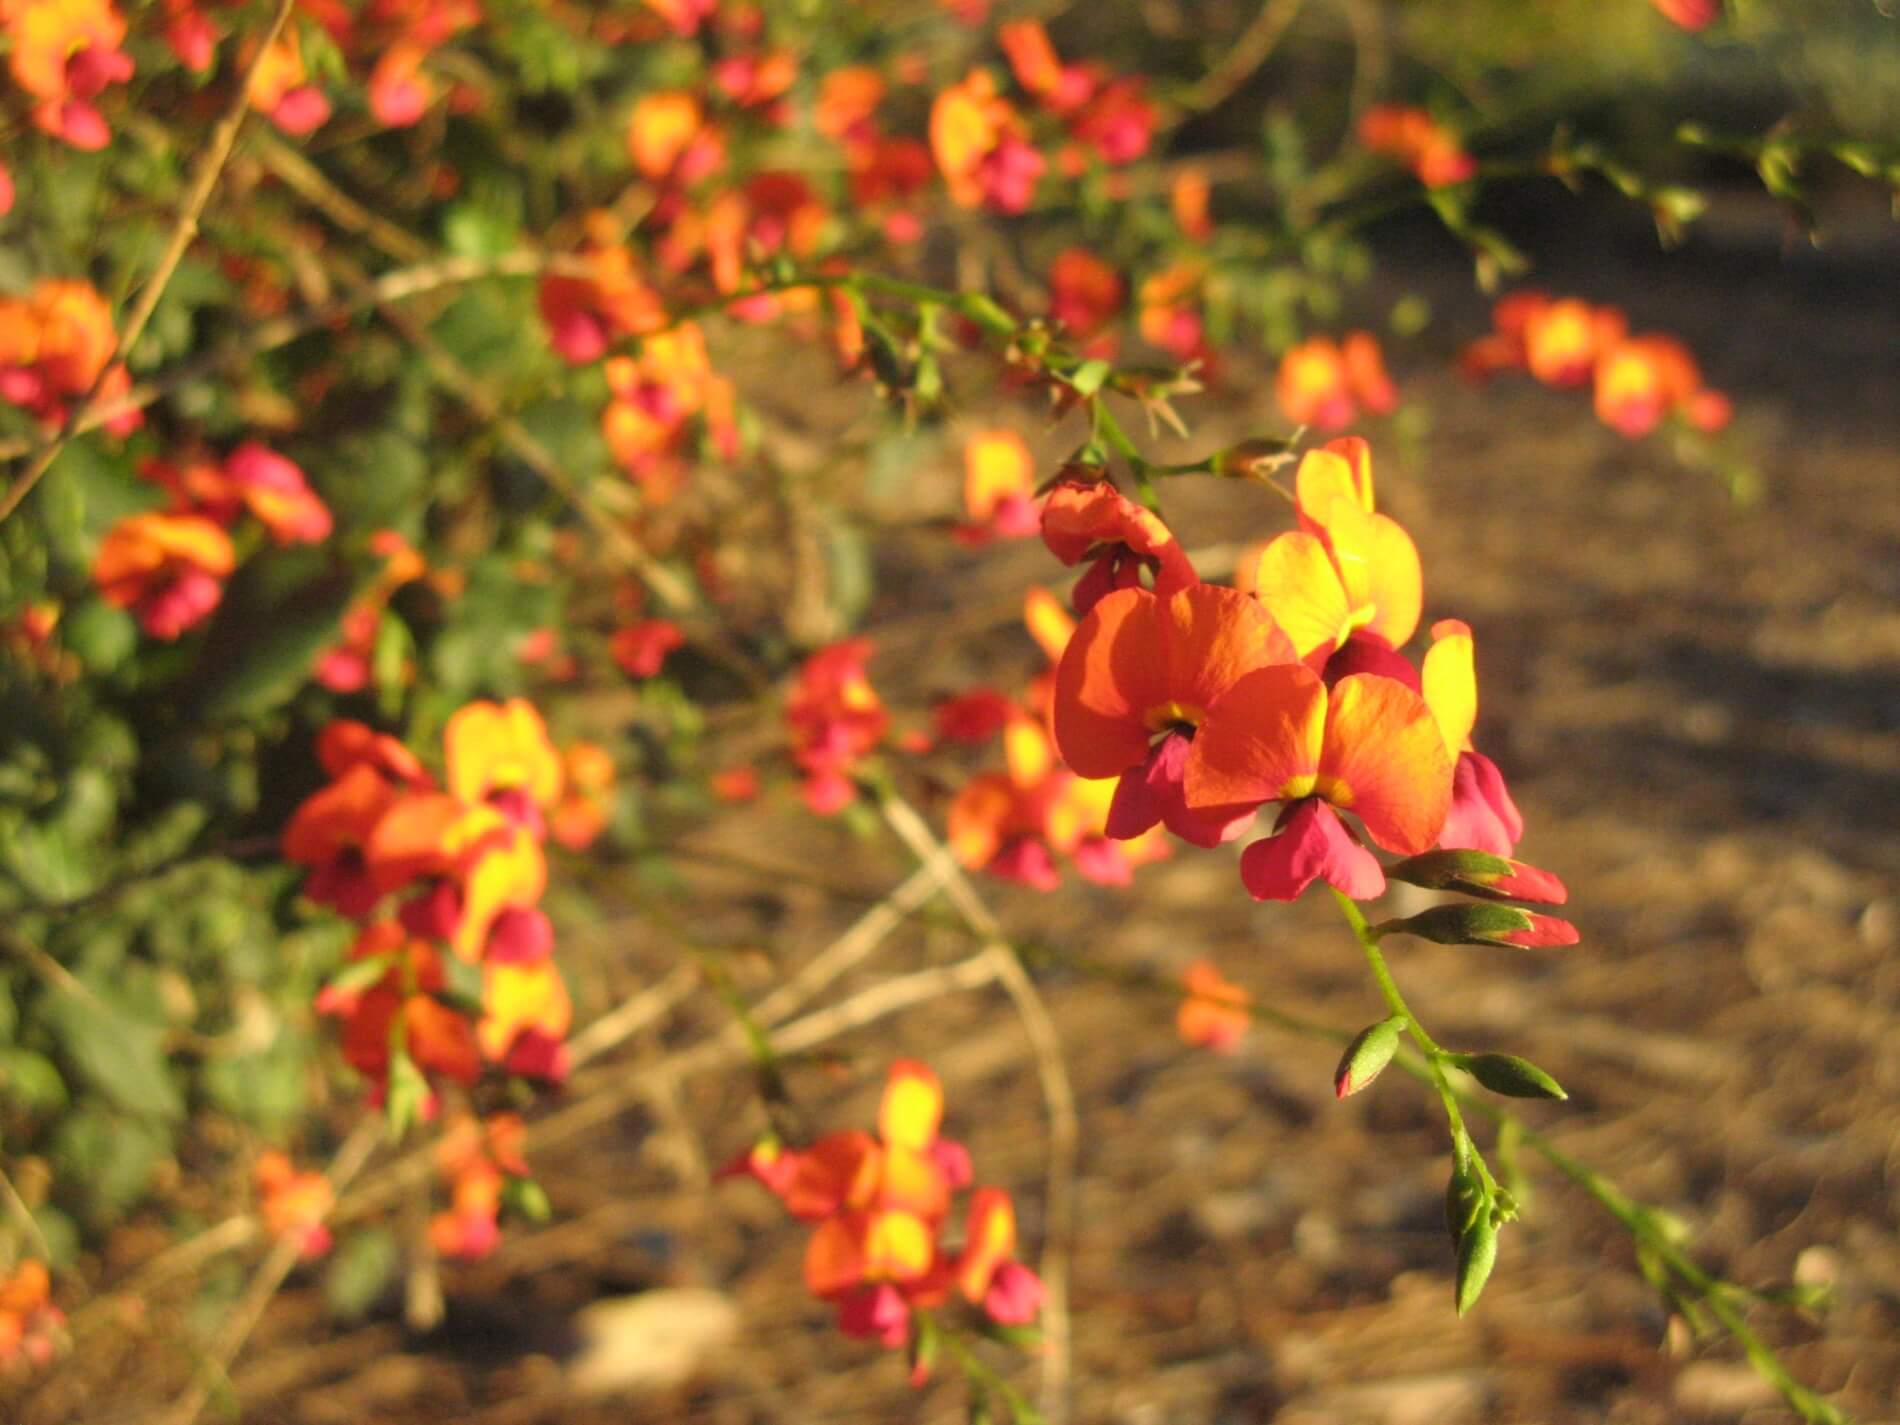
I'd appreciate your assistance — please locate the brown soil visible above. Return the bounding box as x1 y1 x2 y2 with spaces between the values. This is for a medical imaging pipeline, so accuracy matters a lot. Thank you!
24 192 1900 1425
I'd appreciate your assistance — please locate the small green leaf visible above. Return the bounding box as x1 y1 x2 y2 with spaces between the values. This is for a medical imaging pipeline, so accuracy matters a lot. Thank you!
1069 359 1112 398
325 1226 399 1321
43 982 182 1120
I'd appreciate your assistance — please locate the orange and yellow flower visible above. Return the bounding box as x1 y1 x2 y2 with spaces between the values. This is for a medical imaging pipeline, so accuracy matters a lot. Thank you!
92 511 236 640
1052 584 1296 847
1275 332 1398 431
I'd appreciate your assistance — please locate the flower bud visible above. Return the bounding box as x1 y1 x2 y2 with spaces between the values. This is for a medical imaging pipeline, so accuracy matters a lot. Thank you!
1379 902 1579 949
1334 1014 1408 1098
1445 1159 1486 1243
1454 1211 1499 1316
1215 438 1295 482
1384 849 1568 905
1448 1052 1568 1101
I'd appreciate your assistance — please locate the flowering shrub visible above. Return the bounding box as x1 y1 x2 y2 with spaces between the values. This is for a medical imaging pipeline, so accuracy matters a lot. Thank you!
0 1 1888 1422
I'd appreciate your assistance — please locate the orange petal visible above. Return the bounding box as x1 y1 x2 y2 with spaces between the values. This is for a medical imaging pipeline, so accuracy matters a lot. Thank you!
1421 618 1476 753
1050 588 1167 778
879 1060 943 1153
1316 673 1453 854
804 1213 869 1297
785 1131 881 1220
956 1187 1017 1301
1185 663 1326 809
1251 531 1353 658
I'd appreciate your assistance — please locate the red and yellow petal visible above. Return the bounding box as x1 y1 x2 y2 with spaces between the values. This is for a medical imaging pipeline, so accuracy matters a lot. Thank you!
1315 673 1453 854
1251 530 1355 658
1421 618 1477 754
1318 498 1423 651
878 1059 943 1154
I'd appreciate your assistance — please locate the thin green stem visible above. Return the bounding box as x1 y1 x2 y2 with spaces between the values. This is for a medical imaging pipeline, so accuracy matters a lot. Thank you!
1330 888 1482 1174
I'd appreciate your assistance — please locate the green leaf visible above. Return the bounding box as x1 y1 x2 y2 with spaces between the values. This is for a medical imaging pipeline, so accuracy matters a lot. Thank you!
322 953 395 1001
0 1047 69 1115
385 1046 429 1139
324 1226 399 1321
192 574 357 721
43 982 183 1120
1068 359 1112 398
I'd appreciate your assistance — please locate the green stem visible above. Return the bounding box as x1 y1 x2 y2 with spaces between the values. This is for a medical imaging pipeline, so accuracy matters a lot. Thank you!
1331 889 1485 1180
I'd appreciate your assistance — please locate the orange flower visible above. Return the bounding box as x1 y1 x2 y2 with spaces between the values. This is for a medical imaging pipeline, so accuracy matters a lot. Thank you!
1047 249 1124 340
787 639 888 814
1358 104 1476 188
478 958 571 1080
627 91 712 182
538 241 666 364
1276 332 1398 430
255 1151 335 1260
284 763 406 917
4 0 134 148
368 41 435 128
444 698 564 824
1592 332 1706 438
817 65 884 142
1248 439 1422 671
1172 167 1213 242
1187 664 1454 900
953 429 1040 545
1652 0 1720 29
549 740 615 850
1177 959 1249 1051
246 29 330 135
1524 297 1626 388
323 922 482 1092
1136 261 1206 363
92 511 235 640
1051 584 1295 846
0 1259 64 1370
1039 477 1197 615
929 69 1044 213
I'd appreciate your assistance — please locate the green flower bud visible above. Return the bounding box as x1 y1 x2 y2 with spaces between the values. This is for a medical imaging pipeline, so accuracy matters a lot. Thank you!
1334 1015 1408 1098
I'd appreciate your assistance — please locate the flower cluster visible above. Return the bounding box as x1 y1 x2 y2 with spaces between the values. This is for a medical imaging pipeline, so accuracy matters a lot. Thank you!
1460 290 1732 439
89 442 332 640
1049 436 1575 917
728 1061 1042 1360
286 703 600 1111
0 1260 64 1373
255 1151 336 1261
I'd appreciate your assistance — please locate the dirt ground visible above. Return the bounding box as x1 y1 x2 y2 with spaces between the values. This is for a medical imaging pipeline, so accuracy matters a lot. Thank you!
24 188 1900 1425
